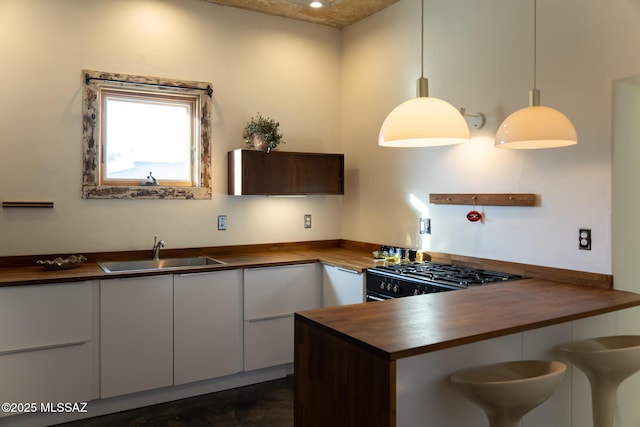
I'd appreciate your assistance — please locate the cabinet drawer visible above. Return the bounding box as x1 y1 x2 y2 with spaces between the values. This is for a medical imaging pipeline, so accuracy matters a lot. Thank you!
0 342 93 417
244 264 321 319
0 282 92 354
244 316 293 371
323 265 365 307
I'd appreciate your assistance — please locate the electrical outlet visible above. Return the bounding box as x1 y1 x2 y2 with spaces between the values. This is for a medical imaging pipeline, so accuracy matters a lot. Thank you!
217 215 227 231
304 214 312 229
420 218 431 234
579 228 591 250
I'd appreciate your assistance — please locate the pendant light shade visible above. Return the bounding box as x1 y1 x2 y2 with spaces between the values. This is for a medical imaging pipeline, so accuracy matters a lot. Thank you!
495 0 577 149
495 105 577 149
378 0 469 148
379 95 470 147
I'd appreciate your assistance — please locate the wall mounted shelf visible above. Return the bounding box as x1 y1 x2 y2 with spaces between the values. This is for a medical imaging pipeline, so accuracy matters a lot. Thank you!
228 149 344 196
429 194 536 207
2 201 54 208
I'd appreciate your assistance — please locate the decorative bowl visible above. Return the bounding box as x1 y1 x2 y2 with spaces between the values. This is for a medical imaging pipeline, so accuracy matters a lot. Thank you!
37 255 87 271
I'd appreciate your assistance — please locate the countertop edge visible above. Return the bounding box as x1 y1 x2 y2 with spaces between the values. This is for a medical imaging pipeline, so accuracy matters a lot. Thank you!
388 297 640 360
0 241 613 289
295 279 640 361
0 247 376 287
0 257 323 287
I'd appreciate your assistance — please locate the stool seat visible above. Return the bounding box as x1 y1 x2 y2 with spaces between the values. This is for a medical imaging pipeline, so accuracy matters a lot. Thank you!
560 335 640 427
450 360 566 427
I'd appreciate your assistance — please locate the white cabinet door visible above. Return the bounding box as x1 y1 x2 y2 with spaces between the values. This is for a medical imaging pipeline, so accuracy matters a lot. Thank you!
244 263 321 371
0 282 95 416
174 270 243 385
322 264 364 307
100 275 173 398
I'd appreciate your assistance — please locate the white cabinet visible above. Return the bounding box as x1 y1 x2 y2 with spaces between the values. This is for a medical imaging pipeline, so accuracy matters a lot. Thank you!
97 262 325 396
244 263 321 371
322 264 364 307
0 282 95 417
174 270 243 385
100 275 173 398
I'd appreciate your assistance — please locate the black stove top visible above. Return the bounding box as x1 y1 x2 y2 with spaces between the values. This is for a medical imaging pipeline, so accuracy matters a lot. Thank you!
366 261 524 300
373 262 521 287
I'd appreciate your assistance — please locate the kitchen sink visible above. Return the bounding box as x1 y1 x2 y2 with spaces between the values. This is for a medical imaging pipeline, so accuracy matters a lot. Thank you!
98 256 225 273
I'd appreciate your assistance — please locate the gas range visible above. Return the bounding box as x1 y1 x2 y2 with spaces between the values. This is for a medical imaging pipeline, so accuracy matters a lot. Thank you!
366 261 524 301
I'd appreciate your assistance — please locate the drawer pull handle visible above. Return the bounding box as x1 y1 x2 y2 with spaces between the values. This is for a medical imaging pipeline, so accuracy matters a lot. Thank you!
247 313 293 323
177 271 223 277
336 267 360 275
0 340 89 356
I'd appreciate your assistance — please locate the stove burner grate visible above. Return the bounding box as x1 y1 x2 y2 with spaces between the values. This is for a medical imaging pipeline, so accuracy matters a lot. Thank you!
366 261 524 298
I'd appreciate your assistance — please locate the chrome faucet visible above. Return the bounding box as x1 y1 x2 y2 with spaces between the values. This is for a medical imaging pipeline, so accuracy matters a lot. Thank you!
152 235 165 260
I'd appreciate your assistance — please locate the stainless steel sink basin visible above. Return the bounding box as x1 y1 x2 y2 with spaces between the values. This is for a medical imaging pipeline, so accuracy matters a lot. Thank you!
98 256 225 273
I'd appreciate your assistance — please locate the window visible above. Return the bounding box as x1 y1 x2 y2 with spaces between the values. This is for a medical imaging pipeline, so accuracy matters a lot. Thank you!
82 70 212 199
102 90 196 186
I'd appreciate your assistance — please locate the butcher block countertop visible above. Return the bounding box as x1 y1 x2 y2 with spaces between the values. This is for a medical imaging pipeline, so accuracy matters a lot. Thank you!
294 276 640 427
0 244 376 287
0 239 615 289
296 278 640 361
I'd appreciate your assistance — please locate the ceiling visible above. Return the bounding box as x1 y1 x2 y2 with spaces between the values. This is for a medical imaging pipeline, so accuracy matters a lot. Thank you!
199 0 401 28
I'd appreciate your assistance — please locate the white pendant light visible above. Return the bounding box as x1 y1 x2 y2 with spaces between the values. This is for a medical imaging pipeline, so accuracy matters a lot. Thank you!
495 0 577 149
378 0 469 147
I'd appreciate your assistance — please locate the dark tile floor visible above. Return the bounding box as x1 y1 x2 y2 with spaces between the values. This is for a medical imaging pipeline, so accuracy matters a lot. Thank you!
55 376 293 427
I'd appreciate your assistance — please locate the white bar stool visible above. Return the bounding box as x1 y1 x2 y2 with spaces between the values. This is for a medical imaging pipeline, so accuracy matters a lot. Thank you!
450 360 566 427
560 335 640 427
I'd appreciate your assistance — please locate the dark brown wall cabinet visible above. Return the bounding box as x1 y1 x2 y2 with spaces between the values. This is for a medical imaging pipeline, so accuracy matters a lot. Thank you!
228 149 344 196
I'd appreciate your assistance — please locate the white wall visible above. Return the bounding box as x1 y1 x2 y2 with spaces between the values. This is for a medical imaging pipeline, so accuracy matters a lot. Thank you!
0 0 343 256
3 0 640 281
341 0 640 275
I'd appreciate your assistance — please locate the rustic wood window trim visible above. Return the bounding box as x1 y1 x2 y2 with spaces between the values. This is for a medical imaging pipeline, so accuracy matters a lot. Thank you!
82 70 212 200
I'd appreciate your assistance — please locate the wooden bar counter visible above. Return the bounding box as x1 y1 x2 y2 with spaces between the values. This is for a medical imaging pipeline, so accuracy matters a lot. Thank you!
294 279 640 427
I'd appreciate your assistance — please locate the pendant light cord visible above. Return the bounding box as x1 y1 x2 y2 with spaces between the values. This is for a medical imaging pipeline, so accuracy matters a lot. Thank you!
420 0 424 78
416 0 428 97
529 0 540 106
533 0 537 90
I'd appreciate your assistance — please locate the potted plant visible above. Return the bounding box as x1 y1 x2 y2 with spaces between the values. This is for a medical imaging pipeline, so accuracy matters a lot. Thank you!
242 113 284 153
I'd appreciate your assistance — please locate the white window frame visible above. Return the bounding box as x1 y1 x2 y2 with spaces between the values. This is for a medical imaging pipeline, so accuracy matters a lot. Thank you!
82 70 212 199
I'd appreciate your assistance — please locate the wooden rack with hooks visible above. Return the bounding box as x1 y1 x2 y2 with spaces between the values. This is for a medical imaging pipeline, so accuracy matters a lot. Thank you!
429 194 536 207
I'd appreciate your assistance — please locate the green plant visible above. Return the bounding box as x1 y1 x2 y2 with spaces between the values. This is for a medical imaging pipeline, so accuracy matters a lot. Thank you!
242 113 284 152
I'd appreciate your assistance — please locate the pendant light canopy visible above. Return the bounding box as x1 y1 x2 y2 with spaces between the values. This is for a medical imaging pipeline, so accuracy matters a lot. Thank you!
495 0 577 149
378 0 469 148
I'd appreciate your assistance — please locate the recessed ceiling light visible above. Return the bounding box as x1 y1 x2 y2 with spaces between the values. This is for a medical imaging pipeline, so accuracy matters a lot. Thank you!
309 1 323 8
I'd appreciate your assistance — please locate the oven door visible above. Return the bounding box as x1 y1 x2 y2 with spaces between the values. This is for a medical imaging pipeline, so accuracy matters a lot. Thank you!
366 290 394 302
